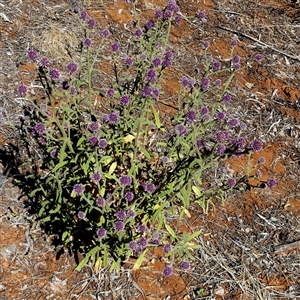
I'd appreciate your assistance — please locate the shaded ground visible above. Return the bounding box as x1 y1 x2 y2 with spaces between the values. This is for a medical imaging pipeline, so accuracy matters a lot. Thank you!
0 0 300 299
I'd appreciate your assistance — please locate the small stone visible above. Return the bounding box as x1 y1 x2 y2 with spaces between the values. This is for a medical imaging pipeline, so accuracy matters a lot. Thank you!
214 285 225 296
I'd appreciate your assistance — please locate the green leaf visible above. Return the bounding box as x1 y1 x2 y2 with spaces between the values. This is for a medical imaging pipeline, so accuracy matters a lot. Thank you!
109 161 117 175
38 200 50 216
103 246 108 268
76 255 90 271
29 187 45 198
150 104 165 131
192 186 202 197
133 248 148 270
165 223 176 239
49 203 61 214
100 156 113 165
52 161 68 173
139 145 151 160
62 231 69 241
76 246 100 271
76 136 85 147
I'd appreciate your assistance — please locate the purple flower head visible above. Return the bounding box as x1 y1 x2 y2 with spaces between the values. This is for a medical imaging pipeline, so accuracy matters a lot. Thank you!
98 138 108 149
181 76 193 89
138 237 148 249
164 50 173 60
137 224 147 233
38 137 46 146
152 57 162 68
140 53 147 61
124 57 134 67
102 29 111 38
197 10 207 22
35 123 46 135
73 183 84 195
174 14 182 24
186 110 197 123
162 265 173 277
83 38 92 47
202 113 211 122
50 149 58 158
39 57 50 68
129 241 138 251
181 261 191 271
80 10 89 20
125 191 134 202
216 145 226 156
106 88 115 98
114 221 125 232
267 178 277 188
216 111 226 120
97 228 106 239
230 39 238 47
175 124 188 136
196 139 204 150
240 121 247 131
49 68 61 81
255 54 263 63
70 86 77 94
232 55 241 64
201 77 210 91
116 210 126 221
163 244 172 253
111 42 120 52
163 10 173 20
108 112 119 124
145 183 156 194
233 63 241 70
152 232 160 245
146 69 157 83
162 50 173 67
256 170 263 178
89 136 99 147
17 84 28 96
227 178 236 188
200 106 209 116
142 85 152 98
87 18 96 29
168 0 180 13
92 172 101 183
66 62 78 74
214 78 222 86
235 137 246 149
228 118 240 128
203 41 210 49
215 130 230 143
120 95 131 106
120 175 132 186
27 50 38 62
154 10 163 19
223 93 232 103
78 211 85 219
151 87 160 99
258 157 266 164
212 60 221 71
127 209 136 219
251 139 263 152
145 20 155 30
96 197 105 207
134 28 143 38
88 121 100 132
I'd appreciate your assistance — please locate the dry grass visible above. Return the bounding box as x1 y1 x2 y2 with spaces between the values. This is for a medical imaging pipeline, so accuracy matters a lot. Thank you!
0 0 299 299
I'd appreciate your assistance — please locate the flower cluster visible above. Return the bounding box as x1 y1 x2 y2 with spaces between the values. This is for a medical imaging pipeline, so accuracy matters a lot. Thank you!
16 0 276 278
